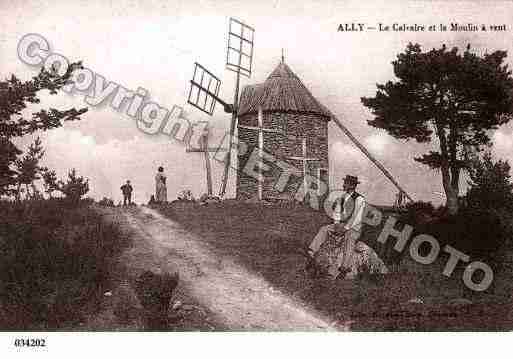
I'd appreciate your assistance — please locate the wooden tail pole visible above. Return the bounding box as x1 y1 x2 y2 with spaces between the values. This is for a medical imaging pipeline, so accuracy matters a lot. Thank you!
219 68 241 197
331 115 413 203
203 134 213 196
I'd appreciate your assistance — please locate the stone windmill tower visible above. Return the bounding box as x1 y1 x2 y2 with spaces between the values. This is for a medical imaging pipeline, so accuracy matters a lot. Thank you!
236 58 331 201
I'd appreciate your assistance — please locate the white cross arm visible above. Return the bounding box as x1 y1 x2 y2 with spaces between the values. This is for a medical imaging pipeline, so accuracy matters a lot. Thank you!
288 156 319 161
239 125 283 133
186 147 227 152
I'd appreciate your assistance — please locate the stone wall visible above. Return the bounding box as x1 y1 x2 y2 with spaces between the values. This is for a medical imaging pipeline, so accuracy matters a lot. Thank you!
237 111 329 201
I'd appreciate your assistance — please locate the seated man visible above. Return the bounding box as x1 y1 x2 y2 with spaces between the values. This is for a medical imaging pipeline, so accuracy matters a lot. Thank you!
307 175 366 279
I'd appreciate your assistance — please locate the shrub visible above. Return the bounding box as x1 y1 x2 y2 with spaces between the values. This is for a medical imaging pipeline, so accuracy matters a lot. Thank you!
82 197 95 206
41 168 59 199
466 152 513 212
59 168 89 205
395 153 513 260
177 190 194 202
198 193 221 204
400 200 437 226
395 204 509 263
98 197 115 207
462 152 513 254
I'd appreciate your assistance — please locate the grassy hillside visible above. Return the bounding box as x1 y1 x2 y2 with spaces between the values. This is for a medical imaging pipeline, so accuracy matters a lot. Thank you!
0 199 130 330
154 200 513 330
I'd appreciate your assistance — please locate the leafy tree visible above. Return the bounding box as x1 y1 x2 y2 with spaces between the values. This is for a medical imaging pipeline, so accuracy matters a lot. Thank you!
59 168 89 205
0 64 87 196
0 137 21 197
14 137 45 199
41 167 60 199
362 43 513 214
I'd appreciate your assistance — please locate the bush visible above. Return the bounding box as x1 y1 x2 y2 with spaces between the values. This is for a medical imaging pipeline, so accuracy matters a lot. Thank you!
421 207 504 259
82 197 95 206
395 205 509 263
177 190 194 202
466 152 513 212
59 168 89 205
463 152 513 254
400 201 437 225
198 193 221 204
98 197 115 207
394 153 513 261
0 198 129 329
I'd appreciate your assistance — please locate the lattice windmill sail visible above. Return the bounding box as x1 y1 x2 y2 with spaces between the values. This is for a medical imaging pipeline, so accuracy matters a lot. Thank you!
188 63 233 115
187 18 255 198
226 18 254 78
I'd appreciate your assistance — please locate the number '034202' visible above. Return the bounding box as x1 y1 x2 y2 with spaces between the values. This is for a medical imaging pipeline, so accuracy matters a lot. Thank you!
14 338 46 347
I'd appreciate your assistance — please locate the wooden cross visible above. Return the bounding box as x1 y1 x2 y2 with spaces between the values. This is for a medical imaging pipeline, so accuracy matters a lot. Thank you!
239 107 282 200
317 167 328 196
288 137 319 194
186 128 226 196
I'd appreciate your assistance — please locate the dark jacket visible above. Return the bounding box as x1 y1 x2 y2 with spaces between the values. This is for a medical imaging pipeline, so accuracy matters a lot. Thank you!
121 184 133 195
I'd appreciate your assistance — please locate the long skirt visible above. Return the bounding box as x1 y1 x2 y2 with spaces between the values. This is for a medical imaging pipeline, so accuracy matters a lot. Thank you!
156 184 167 202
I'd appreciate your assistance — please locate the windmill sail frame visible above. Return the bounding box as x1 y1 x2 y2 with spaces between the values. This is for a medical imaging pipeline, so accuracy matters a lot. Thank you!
226 17 254 78
187 62 224 115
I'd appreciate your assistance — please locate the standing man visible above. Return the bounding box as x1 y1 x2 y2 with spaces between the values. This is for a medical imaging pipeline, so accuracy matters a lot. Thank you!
120 180 133 206
307 175 366 279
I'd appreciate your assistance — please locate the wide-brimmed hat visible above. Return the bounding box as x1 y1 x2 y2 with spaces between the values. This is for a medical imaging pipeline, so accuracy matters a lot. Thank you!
343 175 360 185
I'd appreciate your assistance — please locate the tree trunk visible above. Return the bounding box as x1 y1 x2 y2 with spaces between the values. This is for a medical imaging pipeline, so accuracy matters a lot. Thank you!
441 166 459 215
446 189 459 215
436 122 460 215
31 182 38 199
15 183 21 202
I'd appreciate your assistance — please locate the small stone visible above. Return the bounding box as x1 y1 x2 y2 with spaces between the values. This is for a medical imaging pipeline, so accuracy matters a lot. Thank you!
449 298 473 306
172 300 182 310
407 297 424 304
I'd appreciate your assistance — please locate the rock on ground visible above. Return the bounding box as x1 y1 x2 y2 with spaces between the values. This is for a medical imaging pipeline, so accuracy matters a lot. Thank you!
353 241 389 275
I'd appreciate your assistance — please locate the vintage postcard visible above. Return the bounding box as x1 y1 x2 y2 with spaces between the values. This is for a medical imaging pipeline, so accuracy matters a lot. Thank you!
1 0 512 356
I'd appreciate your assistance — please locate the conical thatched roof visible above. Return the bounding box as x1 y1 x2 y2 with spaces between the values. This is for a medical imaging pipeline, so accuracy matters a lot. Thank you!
237 62 332 120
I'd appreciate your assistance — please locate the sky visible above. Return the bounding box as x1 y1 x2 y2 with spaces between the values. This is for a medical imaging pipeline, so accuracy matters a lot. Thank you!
2 0 513 205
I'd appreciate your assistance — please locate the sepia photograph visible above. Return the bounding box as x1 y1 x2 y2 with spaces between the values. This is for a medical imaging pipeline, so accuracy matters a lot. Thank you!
1 0 513 356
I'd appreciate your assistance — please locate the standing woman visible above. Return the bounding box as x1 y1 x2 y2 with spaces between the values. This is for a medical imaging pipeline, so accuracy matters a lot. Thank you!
155 166 167 203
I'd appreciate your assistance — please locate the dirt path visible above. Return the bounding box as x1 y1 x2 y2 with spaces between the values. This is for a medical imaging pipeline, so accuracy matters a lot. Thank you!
113 206 336 331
